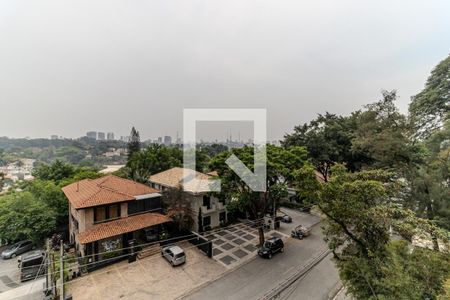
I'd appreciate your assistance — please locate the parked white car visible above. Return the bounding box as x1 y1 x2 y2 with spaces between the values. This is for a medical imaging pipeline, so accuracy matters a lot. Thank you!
161 245 186 266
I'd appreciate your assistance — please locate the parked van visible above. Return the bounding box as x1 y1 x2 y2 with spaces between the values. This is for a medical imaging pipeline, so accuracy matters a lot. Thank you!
18 250 46 282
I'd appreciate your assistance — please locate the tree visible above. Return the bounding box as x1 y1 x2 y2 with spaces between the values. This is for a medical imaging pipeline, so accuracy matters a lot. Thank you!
410 54 450 140
318 165 450 299
210 145 308 244
162 186 194 233
28 161 101 226
282 112 364 181
0 172 5 189
32 160 76 184
404 121 450 229
127 126 141 161
0 192 57 242
352 90 413 171
126 144 183 183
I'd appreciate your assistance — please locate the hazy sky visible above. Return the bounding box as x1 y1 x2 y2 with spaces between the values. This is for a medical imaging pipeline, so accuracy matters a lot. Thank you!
1 1 449 141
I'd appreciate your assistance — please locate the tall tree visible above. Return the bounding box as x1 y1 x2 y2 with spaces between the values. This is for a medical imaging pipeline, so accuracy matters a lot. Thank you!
352 90 413 171
410 54 450 140
210 145 308 244
282 112 365 181
127 126 141 161
0 192 57 242
126 144 183 183
318 165 450 299
162 186 194 233
404 121 450 229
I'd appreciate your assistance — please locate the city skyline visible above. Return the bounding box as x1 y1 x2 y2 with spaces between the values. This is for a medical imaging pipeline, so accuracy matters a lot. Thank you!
1 1 450 141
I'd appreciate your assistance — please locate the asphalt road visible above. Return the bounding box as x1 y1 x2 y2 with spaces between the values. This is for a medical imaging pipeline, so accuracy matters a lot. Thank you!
184 210 342 300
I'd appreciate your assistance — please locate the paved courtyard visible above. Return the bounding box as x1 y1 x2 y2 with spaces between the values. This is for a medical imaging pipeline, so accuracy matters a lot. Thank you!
203 223 289 269
67 242 226 300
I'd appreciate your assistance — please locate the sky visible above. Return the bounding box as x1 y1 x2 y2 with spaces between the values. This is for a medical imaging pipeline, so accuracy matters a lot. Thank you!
1 0 450 142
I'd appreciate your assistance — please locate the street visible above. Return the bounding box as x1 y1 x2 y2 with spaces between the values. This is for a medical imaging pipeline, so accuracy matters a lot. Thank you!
184 209 343 300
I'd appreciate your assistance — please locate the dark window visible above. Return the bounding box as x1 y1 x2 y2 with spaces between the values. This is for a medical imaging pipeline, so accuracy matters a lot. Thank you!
202 195 211 209
94 204 121 223
128 197 161 215
203 216 211 226
219 212 226 222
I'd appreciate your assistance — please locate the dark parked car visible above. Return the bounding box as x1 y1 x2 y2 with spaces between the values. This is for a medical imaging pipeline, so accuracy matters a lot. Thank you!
258 237 284 259
1 240 36 259
275 214 292 223
18 250 46 282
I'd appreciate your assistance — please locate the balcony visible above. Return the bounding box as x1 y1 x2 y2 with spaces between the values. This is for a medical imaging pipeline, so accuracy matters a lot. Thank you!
201 204 216 214
216 202 226 210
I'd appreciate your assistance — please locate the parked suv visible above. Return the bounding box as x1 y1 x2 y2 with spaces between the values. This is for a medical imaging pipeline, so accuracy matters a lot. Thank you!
258 237 284 259
161 245 186 266
1 240 36 259
19 250 46 282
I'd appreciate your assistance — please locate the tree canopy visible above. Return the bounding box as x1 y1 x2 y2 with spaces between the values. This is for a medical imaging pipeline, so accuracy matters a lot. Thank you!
409 54 450 140
316 165 450 299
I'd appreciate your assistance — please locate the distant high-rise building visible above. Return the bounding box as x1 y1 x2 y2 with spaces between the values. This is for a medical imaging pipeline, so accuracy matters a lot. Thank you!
163 136 172 146
97 132 106 141
157 137 162 144
86 131 97 140
107 132 115 140
51 135 58 140
120 136 130 142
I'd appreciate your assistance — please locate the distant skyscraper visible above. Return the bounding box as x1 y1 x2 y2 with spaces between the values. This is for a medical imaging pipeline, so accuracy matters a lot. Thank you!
157 137 162 144
51 135 58 140
107 132 115 140
86 131 97 140
163 136 172 146
97 132 106 141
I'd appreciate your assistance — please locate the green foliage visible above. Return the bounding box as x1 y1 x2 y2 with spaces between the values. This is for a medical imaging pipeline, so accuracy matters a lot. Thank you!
410 54 450 140
0 192 56 242
283 112 367 181
352 90 413 170
210 145 308 218
127 127 141 161
318 166 450 299
404 121 450 229
293 164 322 205
126 144 183 183
32 160 76 183
162 186 194 232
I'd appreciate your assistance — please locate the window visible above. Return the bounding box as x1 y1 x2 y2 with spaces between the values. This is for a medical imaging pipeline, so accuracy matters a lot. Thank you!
219 212 226 222
202 195 211 209
127 197 162 215
203 216 211 226
94 204 121 223
71 214 79 230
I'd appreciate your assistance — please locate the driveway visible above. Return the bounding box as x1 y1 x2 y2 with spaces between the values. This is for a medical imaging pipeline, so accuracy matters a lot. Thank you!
67 242 227 300
0 248 44 300
183 211 343 300
183 224 339 300
203 223 289 269
0 256 21 293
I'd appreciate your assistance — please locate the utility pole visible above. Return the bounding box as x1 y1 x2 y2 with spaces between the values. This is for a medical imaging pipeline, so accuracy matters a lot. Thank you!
45 239 49 294
60 240 64 300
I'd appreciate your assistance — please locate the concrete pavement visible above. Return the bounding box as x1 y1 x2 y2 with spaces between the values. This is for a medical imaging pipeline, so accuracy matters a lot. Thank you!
183 209 344 300
183 223 341 300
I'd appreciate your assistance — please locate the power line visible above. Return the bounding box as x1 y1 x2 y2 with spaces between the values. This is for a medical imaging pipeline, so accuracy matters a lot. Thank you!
0 218 265 274
3 219 267 281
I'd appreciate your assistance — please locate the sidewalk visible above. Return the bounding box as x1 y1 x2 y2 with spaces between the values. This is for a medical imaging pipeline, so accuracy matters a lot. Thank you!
0 278 44 300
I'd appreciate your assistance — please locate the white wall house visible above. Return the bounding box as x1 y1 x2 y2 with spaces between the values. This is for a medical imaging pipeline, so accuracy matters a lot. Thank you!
149 167 227 232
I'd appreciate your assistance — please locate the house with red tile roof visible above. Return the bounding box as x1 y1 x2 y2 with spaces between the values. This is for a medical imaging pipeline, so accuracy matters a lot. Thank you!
62 175 171 262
